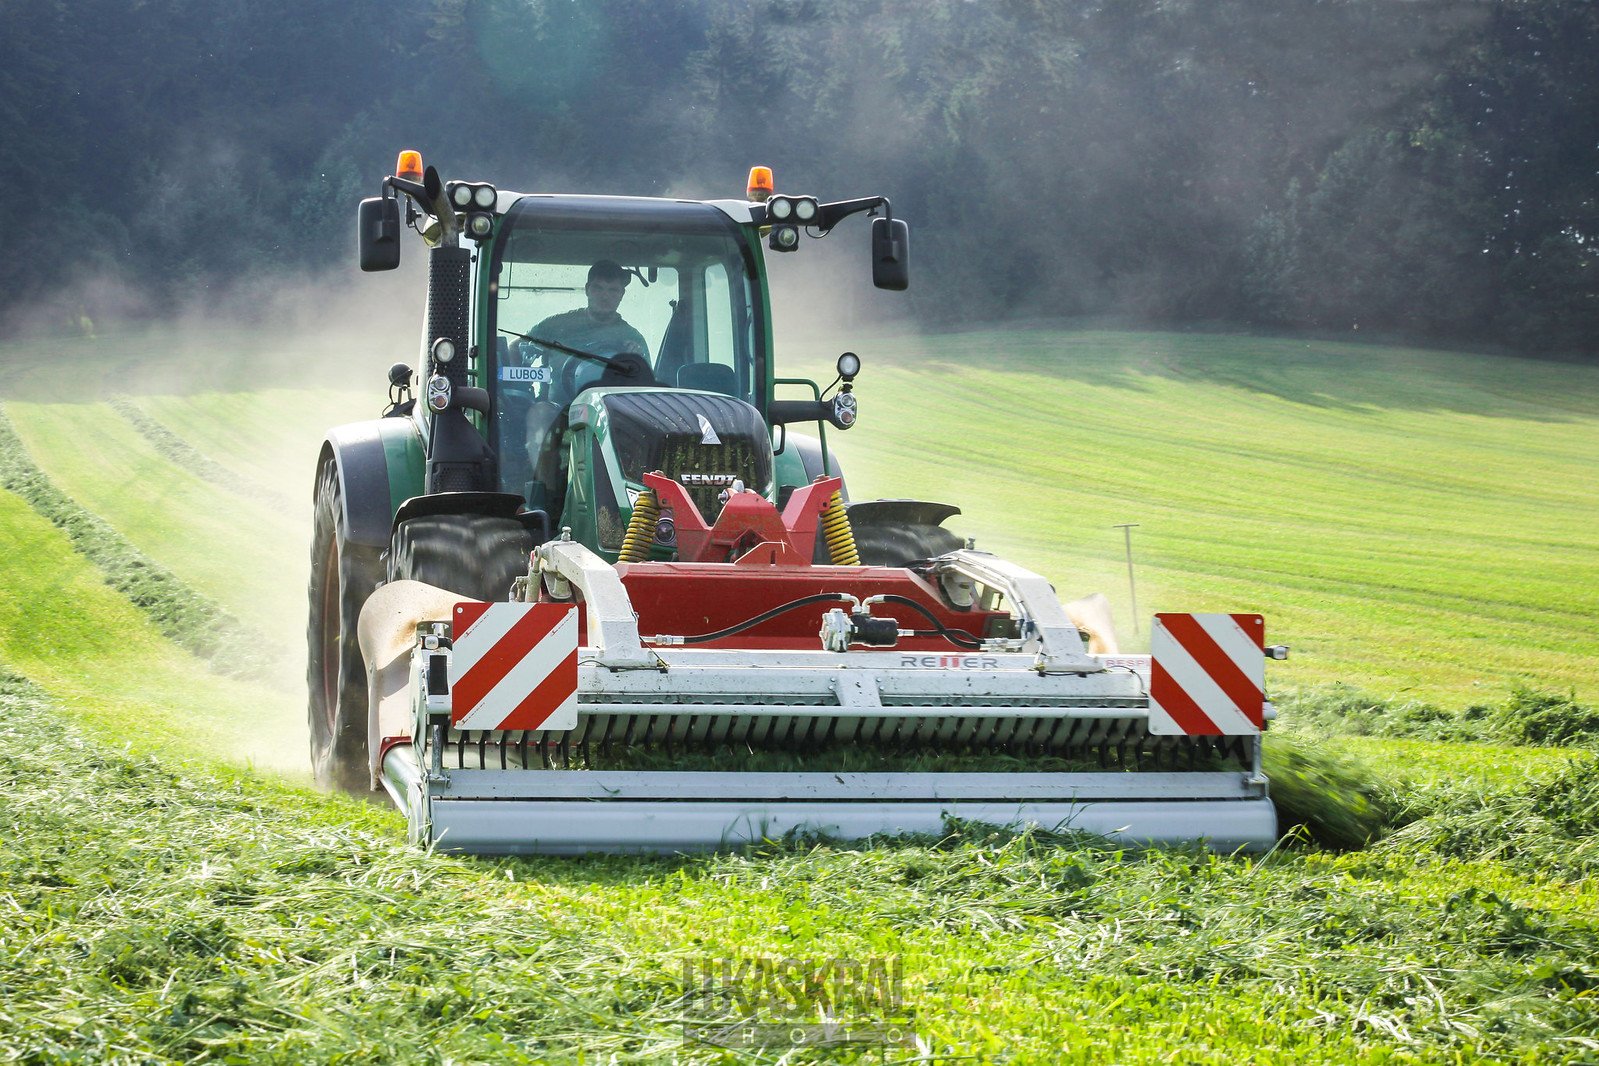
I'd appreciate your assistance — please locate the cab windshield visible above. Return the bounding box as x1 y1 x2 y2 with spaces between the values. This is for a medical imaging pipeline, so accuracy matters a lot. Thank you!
487 197 761 503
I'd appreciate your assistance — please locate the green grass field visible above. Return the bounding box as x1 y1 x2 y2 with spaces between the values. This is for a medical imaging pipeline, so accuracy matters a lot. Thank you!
786 330 1599 705
0 323 1595 1063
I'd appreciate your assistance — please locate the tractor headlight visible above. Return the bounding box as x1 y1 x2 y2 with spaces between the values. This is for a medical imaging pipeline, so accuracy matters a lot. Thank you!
467 213 493 238
427 374 452 411
768 225 800 252
794 196 818 222
768 196 793 221
833 391 857 427
431 337 457 364
450 183 473 208
472 184 496 208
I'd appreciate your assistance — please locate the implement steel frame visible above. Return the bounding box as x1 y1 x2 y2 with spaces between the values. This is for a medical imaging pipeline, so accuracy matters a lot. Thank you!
372 542 1276 854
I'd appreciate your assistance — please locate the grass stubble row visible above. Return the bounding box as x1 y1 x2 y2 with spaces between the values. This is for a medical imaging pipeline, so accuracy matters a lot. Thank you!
0 404 275 680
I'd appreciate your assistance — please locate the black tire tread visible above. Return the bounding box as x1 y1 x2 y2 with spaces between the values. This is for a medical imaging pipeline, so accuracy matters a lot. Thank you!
389 515 533 603
306 462 382 792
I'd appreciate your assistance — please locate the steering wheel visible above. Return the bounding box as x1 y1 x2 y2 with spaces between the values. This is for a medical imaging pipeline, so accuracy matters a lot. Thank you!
599 352 655 387
562 351 655 399
556 355 600 402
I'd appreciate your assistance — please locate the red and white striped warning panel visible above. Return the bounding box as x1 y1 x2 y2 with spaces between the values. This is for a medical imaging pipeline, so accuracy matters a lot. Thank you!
449 602 579 732
1149 613 1265 736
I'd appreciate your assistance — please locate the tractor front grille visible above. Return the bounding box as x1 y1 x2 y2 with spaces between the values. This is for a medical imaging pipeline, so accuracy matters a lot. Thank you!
603 391 773 520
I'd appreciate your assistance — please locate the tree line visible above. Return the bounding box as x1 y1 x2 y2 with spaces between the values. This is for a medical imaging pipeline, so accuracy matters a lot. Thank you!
3 0 1594 356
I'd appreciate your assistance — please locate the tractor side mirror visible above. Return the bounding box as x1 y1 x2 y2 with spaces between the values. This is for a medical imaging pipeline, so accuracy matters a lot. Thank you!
359 196 401 272
871 217 909 291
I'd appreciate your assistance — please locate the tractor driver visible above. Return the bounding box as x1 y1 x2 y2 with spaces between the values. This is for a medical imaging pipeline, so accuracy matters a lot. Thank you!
530 259 650 370
521 260 651 515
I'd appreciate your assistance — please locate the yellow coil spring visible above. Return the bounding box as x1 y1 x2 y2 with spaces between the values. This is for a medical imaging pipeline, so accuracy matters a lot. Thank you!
821 489 860 566
617 489 660 563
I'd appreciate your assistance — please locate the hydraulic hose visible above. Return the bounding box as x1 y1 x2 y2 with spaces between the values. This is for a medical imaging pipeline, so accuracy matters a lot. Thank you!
871 594 984 650
651 593 855 646
648 592 984 651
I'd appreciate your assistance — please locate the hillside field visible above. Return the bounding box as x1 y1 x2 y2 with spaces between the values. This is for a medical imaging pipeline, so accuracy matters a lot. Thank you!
790 329 1599 707
0 324 1596 1063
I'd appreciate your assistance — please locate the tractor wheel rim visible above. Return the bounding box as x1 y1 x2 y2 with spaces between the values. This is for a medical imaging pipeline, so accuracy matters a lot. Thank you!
319 537 341 732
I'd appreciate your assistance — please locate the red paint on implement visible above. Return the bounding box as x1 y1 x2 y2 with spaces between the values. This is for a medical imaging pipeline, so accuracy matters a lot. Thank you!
1158 613 1265 728
642 472 839 564
450 602 578 727
503 647 580 730
614 563 1009 651
1149 659 1223 735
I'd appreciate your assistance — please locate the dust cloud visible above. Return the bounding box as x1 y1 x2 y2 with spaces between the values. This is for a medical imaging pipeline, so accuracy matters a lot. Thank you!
0 252 441 772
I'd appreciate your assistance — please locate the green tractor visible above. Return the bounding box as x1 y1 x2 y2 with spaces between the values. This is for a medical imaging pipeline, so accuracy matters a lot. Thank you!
308 154 919 791
310 153 1277 854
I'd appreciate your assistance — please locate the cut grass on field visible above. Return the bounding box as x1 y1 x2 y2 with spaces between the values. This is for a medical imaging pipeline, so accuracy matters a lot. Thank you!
107 395 289 508
129 387 378 508
0 488 304 773
3 399 313 649
0 407 271 679
1 324 1597 1063
3 675 1597 1065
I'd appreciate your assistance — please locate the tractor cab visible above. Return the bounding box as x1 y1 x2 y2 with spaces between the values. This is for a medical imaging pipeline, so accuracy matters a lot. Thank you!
485 197 768 539
351 156 907 564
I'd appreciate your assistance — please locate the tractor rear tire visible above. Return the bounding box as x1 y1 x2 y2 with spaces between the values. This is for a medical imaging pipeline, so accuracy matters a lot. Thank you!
307 462 383 793
388 514 534 603
847 500 965 567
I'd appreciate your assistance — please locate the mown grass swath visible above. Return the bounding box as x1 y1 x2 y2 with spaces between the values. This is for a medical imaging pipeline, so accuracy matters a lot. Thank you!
0 405 272 679
107 395 285 507
0 484 305 771
2 399 311 640
3 674 1597 1063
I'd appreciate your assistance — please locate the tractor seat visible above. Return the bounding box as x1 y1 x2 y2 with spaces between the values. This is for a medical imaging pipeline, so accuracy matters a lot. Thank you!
676 362 737 396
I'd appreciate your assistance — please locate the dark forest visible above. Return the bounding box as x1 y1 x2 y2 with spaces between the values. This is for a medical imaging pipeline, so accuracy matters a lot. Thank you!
4 0 1595 355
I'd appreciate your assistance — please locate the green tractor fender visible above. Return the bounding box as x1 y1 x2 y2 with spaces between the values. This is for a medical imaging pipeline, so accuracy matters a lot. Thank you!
316 418 426 549
777 431 848 502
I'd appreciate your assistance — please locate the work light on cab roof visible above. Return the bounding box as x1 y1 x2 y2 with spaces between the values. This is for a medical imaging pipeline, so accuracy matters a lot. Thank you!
445 182 496 210
766 195 819 223
444 180 498 242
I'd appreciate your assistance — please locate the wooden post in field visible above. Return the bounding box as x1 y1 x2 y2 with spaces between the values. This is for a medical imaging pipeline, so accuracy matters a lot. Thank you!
1114 523 1141 635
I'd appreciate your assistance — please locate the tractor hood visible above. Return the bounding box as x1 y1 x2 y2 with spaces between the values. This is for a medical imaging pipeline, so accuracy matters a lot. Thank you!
598 389 775 519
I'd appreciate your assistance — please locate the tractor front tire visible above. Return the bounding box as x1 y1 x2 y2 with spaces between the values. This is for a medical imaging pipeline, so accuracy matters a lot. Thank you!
307 462 383 793
388 514 534 602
